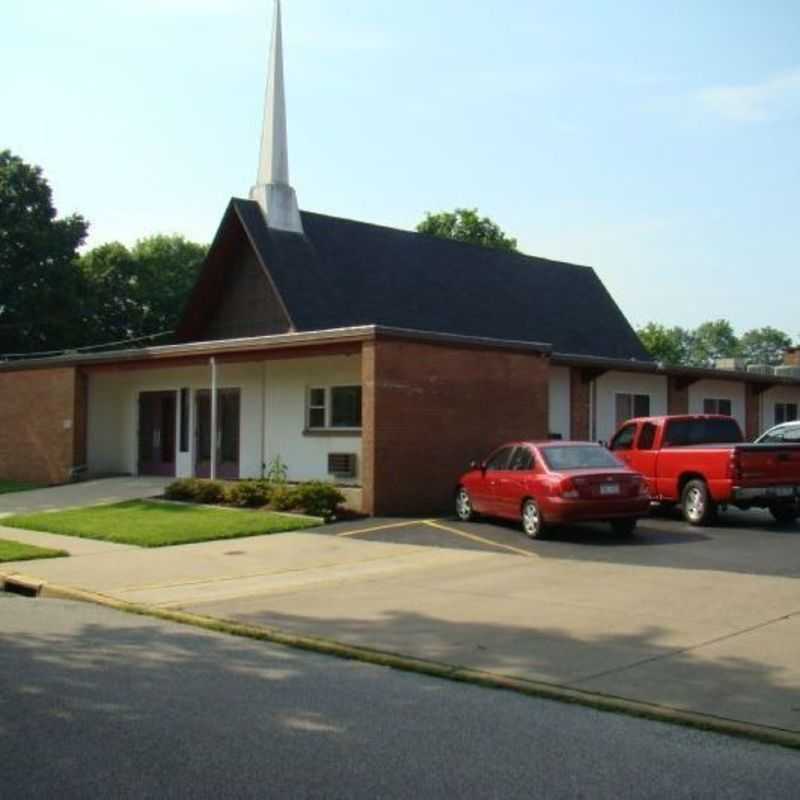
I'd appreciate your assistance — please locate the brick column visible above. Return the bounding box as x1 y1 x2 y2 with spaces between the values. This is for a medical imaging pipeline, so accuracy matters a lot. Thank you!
569 367 590 441
745 384 760 441
667 377 689 416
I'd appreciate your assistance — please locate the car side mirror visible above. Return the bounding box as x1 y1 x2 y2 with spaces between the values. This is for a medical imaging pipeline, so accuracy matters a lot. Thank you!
469 460 479 471
599 440 609 449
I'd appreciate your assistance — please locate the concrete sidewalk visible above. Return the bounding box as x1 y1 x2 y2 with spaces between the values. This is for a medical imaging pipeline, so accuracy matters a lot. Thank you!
2 518 799 738
0 477 171 517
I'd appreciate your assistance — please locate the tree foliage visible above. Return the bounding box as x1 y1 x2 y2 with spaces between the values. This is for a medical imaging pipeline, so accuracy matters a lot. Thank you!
0 150 89 354
417 208 518 251
638 319 796 368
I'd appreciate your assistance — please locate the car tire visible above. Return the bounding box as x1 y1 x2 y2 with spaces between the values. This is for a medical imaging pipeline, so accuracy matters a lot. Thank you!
769 503 799 525
611 519 637 537
681 479 717 526
455 487 475 522
521 499 546 539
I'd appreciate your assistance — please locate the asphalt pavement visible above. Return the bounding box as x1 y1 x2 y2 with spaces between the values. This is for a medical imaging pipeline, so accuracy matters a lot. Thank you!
1 595 798 799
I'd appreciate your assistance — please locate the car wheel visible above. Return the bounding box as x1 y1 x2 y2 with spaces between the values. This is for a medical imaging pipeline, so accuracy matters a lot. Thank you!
521 499 546 539
681 479 716 526
611 519 637 537
455 487 475 522
769 503 799 525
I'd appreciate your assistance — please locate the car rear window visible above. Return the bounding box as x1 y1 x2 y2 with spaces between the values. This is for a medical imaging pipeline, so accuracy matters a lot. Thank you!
663 418 743 447
541 446 623 471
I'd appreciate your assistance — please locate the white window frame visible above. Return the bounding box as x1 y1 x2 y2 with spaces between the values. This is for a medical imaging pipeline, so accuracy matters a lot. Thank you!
614 392 651 428
703 398 733 416
306 385 363 431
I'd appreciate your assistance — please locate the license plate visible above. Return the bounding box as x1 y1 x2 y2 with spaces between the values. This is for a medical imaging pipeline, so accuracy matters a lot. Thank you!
600 484 620 496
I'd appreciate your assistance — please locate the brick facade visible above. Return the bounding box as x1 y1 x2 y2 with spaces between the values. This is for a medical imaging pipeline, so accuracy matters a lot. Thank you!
362 338 550 515
784 348 800 367
0 367 82 484
745 384 760 441
667 377 689 416
569 367 591 441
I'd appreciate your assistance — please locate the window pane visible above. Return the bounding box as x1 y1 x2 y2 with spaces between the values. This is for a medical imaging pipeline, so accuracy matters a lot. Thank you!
785 427 800 442
509 447 534 471
719 399 732 417
634 395 650 418
542 445 623 470
309 388 325 407
611 425 636 451
776 405 786 425
637 423 656 451
180 388 190 453
789 404 799 422
309 408 325 429
331 386 362 428
485 447 513 471
704 398 717 414
615 395 632 427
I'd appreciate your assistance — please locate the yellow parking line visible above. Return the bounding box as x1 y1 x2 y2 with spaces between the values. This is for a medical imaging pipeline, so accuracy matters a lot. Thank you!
336 520 427 538
424 520 538 559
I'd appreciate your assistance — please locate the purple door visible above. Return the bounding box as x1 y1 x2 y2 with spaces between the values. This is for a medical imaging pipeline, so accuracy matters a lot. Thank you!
138 392 177 477
195 389 241 480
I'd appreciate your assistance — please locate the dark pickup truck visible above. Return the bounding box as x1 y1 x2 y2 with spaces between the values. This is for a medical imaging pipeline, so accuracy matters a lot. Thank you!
609 415 800 526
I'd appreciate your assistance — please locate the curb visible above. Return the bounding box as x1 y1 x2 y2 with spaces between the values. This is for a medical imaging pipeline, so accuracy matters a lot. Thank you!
32 580 800 752
2 573 45 597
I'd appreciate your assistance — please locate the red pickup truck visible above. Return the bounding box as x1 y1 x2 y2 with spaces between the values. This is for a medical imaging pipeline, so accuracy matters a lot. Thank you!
609 415 800 526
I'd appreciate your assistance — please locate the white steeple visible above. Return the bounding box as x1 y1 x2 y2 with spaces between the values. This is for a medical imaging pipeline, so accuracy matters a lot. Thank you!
249 0 303 233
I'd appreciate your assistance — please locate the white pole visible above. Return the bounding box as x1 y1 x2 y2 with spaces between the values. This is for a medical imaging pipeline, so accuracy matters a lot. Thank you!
210 357 218 480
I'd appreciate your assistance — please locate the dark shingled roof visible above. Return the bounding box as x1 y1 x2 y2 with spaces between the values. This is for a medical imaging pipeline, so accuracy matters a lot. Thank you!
184 198 652 361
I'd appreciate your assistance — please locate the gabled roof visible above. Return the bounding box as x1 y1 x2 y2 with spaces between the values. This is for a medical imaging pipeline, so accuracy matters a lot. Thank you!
177 198 652 362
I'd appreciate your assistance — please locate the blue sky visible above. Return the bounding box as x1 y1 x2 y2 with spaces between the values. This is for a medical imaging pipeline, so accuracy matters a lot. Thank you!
3 1 798 337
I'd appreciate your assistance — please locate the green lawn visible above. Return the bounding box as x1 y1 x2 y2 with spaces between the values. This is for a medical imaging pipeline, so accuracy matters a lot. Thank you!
0 539 67 563
0 480 45 496
2 500 319 548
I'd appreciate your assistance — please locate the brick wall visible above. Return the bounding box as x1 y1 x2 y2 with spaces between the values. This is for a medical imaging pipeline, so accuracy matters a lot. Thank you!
569 367 591 441
745 385 760 441
0 367 79 484
362 338 550 515
667 377 689 415
785 348 800 367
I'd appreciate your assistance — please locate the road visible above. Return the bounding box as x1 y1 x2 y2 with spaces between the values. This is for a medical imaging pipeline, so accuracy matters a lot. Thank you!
1 594 797 799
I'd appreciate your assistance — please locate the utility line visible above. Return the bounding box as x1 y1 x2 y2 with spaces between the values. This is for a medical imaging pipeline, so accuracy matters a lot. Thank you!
0 330 174 361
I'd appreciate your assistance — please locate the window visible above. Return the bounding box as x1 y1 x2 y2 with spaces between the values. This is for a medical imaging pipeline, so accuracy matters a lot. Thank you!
331 386 362 428
703 398 732 416
541 445 623 471
776 403 799 425
615 393 650 427
663 417 743 447
179 388 190 453
509 447 534 471
307 388 326 429
610 424 637 452
637 422 657 451
306 386 363 430
485 447 514 471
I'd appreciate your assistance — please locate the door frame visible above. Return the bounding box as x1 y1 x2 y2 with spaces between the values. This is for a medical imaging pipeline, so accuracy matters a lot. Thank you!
194 388 241 480
137 391 178 477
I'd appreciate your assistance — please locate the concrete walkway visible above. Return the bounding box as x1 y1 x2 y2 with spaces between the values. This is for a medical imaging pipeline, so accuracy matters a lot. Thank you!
2 515 799 738
0 477 172 517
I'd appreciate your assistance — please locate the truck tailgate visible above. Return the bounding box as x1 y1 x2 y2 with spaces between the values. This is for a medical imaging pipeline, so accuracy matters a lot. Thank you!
737 445 800 485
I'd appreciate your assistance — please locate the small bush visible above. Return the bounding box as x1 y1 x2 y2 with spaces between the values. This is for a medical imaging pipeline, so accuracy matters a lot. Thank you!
228 480 273 508
192 480 227 505
266 455 289 485
270 484 301 512
165 479 203 502
293 482 345 519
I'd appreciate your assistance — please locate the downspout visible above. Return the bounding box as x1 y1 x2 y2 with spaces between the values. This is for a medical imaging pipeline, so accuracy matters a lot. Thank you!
210 357 218 481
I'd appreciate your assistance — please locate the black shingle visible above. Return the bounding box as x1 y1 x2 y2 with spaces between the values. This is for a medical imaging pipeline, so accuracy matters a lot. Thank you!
221 198 651 361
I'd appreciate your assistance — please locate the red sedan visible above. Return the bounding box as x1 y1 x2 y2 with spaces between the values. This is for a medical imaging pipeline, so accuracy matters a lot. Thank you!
455 441 651 538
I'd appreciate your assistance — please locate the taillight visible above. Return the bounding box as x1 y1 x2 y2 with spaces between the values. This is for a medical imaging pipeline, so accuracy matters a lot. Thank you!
728 450 742 482
559 478 579 499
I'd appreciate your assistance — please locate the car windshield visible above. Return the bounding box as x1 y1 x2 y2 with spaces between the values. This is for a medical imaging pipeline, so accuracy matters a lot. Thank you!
663 418 743 447
541 445 623 471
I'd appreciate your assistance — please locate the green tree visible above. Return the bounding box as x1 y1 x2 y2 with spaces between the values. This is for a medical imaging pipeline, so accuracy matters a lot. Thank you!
687 319 739 367
417 208 518 251
737 326 793 366
637 323 693 366
80 235 207 345
0 150 89 355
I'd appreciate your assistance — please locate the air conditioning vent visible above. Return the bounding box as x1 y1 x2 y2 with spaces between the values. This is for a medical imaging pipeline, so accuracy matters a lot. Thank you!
328 453 357 479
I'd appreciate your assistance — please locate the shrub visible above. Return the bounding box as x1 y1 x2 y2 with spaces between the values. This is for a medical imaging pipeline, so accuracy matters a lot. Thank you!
192 480 228 505
270 484 301 512
165 479 203 502
228 480 273 508
293 482 345 519
266 455 289 485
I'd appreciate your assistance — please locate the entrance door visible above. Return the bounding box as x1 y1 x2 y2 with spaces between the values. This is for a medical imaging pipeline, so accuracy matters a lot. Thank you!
195 389 241 479
138 392 177 476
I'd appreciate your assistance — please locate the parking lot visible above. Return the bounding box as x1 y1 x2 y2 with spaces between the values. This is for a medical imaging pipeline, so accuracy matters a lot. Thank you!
319 507 800 579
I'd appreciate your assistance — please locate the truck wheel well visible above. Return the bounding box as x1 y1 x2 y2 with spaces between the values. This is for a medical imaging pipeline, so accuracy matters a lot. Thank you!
678 473 707 495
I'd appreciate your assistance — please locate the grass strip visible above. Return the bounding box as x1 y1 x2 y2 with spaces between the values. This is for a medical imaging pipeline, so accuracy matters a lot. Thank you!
0 481 45 496
0 539 67 563
3 500 319 548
